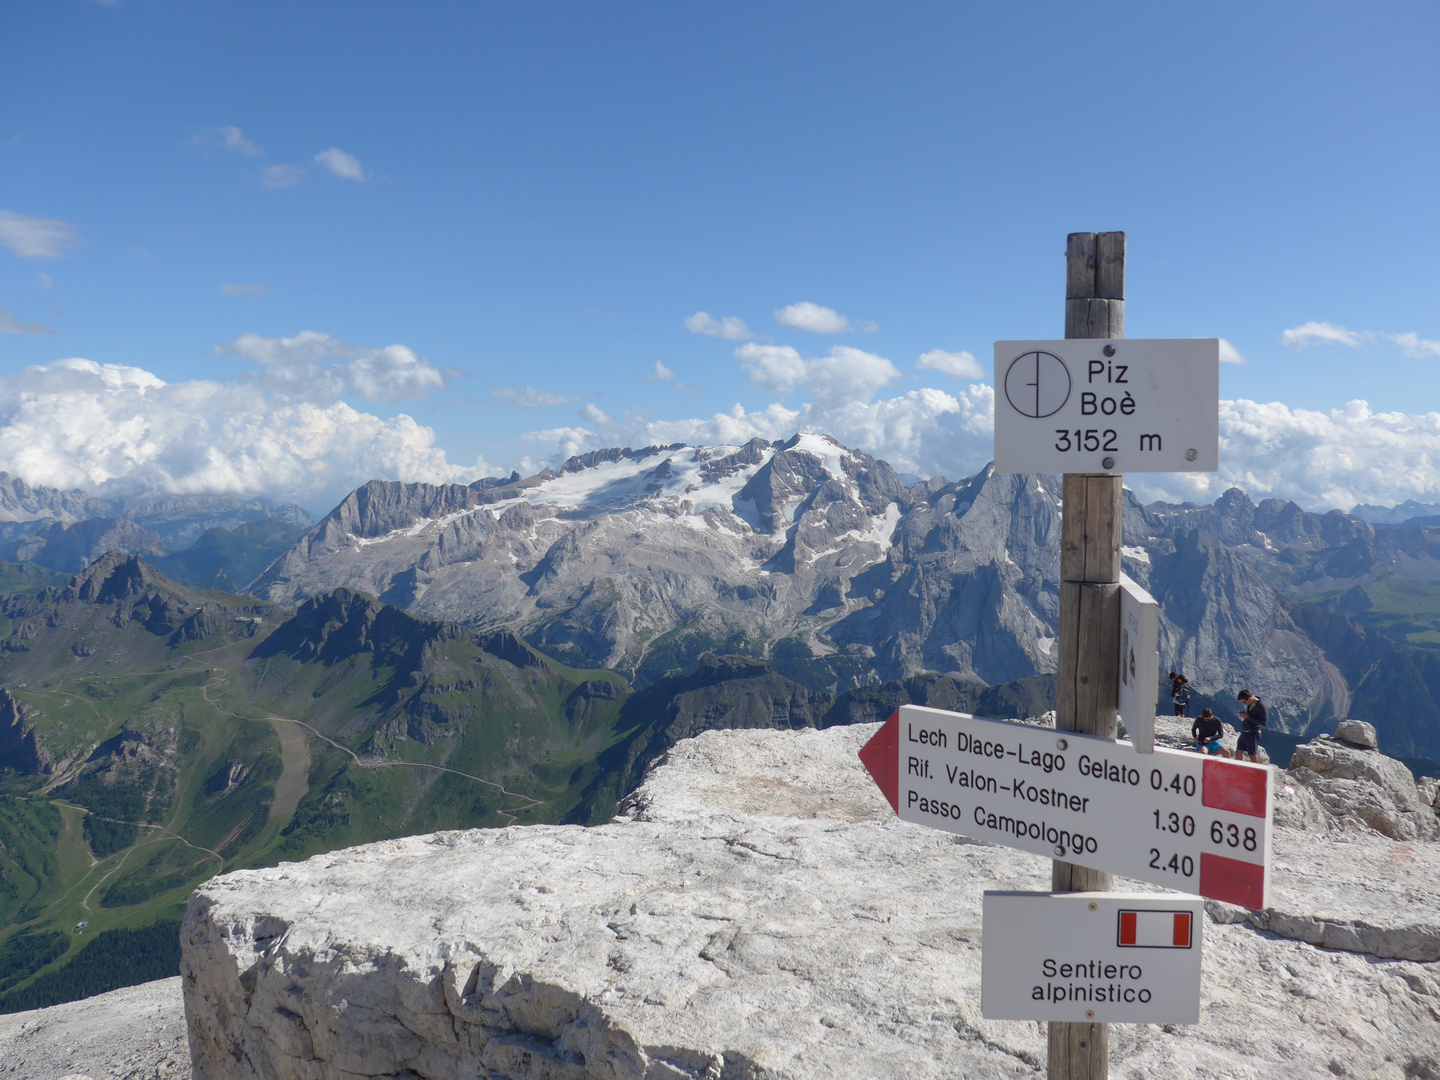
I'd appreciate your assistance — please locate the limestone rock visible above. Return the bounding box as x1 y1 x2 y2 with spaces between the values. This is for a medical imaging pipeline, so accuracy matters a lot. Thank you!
182 722 1440 1080
1288 735 1440 841
0 976 189 1080
1418 776 1440 808
1335 719 1379 749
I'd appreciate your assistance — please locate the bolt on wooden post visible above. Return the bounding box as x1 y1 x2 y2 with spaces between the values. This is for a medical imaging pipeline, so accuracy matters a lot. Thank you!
1049 231 1125 1080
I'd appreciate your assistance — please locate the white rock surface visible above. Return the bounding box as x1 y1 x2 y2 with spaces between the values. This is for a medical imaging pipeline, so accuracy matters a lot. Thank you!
1335 719 1379 749
0 976 189 1080
1288 735 1440 842
181 723 1440 1080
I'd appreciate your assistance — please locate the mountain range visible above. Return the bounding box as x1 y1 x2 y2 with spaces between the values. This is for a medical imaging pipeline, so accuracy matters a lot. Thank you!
3 432 1440 1011
234 434 1439 754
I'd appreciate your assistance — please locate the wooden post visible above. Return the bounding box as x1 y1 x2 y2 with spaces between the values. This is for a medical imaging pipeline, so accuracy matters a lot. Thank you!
1048 231 1125 1080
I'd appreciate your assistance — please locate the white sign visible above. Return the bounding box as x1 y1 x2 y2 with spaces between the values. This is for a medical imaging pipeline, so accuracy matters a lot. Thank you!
859 704 1272 908
981 892 1203 1023
1118 572 1160 754
993 339 1219 474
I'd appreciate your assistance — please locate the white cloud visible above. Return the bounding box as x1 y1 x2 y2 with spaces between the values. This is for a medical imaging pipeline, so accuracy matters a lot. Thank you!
735 342 900 408
494 385 580 408
220 283 268 296
313 148 366 182
774 301 873 334
1281 321 1362 349
1386 332 1440 359
1124 398 1440 511
521 426 596 461
0 305 54 335
916 349 984 380
736 343 808 393
261 165 304 189
1218 339 1245 365
0 211 81 259
684 312 754 340
580 403 613 425
0 357 479 512
37 272 54 289
215 330 447 403
643 361 674 381
217 126 265 157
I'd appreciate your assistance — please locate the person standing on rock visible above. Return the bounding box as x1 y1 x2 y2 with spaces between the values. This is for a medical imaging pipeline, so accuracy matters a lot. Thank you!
1170 672 1191 718
1235 690 1267 763
1192 708 1227 756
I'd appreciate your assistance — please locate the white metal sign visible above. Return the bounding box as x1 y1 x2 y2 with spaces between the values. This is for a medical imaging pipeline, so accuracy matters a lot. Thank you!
993 339 1219 475
1118 572 1160 754
981 892 1203 1023
859 704 1272 908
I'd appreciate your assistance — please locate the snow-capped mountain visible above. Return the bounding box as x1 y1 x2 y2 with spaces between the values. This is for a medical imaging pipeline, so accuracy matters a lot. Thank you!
249 432 1440 749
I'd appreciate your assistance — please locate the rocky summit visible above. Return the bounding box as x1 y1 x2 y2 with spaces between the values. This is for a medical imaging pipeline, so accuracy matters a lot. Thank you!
172 717 1440 1080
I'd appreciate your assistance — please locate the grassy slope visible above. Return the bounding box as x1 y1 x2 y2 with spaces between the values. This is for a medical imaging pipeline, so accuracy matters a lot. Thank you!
0 565 634 1011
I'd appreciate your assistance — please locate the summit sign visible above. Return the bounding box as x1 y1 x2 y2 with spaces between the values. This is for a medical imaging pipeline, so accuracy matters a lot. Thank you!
993 338 1219 474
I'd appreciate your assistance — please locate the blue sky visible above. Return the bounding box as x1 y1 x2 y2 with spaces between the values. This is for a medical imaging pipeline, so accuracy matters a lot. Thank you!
2 1 1437 514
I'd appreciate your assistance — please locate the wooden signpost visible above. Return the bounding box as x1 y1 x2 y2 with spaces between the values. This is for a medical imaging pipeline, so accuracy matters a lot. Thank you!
858 233 1227 1079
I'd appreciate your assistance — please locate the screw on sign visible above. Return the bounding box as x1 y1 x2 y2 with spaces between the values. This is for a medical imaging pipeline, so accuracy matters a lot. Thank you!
859 705 1273 909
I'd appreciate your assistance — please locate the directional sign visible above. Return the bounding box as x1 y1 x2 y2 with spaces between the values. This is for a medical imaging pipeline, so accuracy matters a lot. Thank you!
1118 572 1160 754
859 704 1272 908
981 892 1203 1024
993 339 1219 475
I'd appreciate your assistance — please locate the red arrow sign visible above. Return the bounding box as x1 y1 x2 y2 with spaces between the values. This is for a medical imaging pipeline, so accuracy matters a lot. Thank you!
858 710 900 813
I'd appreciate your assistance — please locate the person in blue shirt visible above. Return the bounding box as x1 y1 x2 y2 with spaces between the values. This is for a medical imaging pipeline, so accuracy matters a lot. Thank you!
1169 671 1191 717
1235 690 1268 763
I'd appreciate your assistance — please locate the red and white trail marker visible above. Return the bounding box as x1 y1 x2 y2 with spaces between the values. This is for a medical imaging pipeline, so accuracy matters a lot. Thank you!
1118 908 1192 948
860 704 1272 908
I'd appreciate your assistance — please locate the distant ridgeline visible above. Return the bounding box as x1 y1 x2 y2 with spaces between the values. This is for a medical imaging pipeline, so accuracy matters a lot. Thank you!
1 439 1439 1009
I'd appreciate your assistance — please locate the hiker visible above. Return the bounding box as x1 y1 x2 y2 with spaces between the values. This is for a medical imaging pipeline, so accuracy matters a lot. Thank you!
1169 671 1191 717
1235 690 1268 763
1191 708 1227 756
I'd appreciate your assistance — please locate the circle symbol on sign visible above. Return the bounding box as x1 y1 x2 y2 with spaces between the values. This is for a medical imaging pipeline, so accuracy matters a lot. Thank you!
1003 351 1071 418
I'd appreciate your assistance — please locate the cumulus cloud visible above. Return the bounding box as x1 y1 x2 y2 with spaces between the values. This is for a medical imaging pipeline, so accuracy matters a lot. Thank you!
1218 339 1245 365
642 361 674 381
916 349 984 380
220 283 268 296
580 403 613 425
0 304 55 335
736 343 808 393
774 301 875 334
314 148 366 182
216 331 447 403
261 165 305 189
684 312 754 340
0 357 479 512
521 426 596 461
0 211 81 259
494 385 580 408
736 342 900 408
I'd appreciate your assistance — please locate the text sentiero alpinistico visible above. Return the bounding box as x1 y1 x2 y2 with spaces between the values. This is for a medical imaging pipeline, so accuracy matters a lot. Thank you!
1033 958 1155 1005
